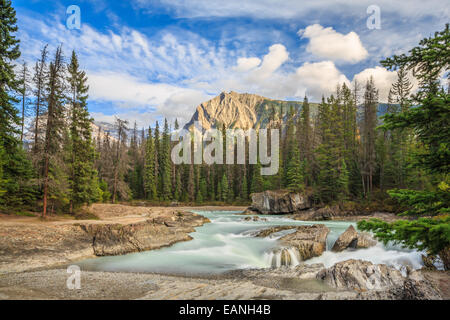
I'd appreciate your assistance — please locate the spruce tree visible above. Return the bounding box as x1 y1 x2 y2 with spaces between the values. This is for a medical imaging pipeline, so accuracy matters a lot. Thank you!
160 119 172 201
32 44 48 155
0 0 21 152
299 96 313 186
0 1 36 208
286 144 304 192
19 61 30 143
42 46 68 216
67 51 98 212
361 77 378 196
250 162 263 194
144 127 157 200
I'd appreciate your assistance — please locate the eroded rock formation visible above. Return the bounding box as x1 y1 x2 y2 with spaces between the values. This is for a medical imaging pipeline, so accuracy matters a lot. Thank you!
79 212 210 256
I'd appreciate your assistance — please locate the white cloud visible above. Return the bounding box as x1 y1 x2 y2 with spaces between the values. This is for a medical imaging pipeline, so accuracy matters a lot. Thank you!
88 72 209 123
249 44 289 80
134 0 449 21
233 57 261 72
299 24 368 63
295 61 350 98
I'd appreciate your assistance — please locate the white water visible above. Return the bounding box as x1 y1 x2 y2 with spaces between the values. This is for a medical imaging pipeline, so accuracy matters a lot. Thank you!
77 211 425 275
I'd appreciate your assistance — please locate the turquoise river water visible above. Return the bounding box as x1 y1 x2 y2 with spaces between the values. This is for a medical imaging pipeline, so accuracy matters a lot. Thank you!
77 211 424 275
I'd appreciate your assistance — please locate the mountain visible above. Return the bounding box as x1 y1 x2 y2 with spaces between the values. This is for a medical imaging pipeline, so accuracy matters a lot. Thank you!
183 91 395 131
184 91 319 131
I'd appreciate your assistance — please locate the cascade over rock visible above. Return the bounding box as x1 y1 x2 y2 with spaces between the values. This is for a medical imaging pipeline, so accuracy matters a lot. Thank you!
262 225 330 266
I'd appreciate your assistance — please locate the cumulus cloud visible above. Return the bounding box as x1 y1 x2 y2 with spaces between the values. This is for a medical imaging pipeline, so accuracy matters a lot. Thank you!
299 24 368 63
250 44 289 79
233 57 261 72
295 61 350 98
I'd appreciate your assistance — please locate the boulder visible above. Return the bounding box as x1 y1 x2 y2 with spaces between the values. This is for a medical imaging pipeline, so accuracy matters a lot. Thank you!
331 226 377 252
317 259 406 290
278 225 330 261
332 225 358 252
249 190 311 215
311 206 337 220
316 259 442 299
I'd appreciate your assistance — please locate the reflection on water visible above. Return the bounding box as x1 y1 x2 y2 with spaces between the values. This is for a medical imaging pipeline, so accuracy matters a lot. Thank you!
77 211 423 275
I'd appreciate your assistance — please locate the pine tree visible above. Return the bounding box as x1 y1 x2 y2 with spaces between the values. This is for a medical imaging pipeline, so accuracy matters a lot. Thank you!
32 45 48 155
298 96 313 186
67 50 98 212
286 144 304 192
0 0 21 152
220 173 229 201
112 118 130 203
19 61 30 143
361 77 378 196
42 46 67 216
0 1 36 208
250 162 263 194
154 121 161 197
144 127 157 200
160 119 172 201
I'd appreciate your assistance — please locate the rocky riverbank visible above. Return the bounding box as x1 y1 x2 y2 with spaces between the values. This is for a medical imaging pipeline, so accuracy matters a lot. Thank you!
244 190 412 222
1 204 448 300
0 260 447 300
0 204 218 273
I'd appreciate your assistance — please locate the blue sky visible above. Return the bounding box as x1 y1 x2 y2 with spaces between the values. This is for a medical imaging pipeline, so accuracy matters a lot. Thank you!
13 0 450 127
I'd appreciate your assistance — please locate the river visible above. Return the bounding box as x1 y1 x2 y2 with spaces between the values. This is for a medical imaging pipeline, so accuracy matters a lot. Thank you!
77 210 424 275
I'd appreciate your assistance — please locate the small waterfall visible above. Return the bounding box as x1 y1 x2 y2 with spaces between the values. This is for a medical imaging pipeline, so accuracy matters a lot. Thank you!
265 247 301 268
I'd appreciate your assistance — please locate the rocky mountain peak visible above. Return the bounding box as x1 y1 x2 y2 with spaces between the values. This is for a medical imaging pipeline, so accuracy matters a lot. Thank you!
185 91 269 130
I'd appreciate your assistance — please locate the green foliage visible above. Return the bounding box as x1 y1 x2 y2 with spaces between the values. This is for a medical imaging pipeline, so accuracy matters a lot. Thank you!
250 163 263 194
67 51 98 210
361 24 450 263
159 119 172 201
220 173 229 201
98 179 111 203
358 215 450 255
0 0 21 152
387 184 450 216
0 145 36 207
144 127 157 200
381 24 449 175
286 145 304 192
